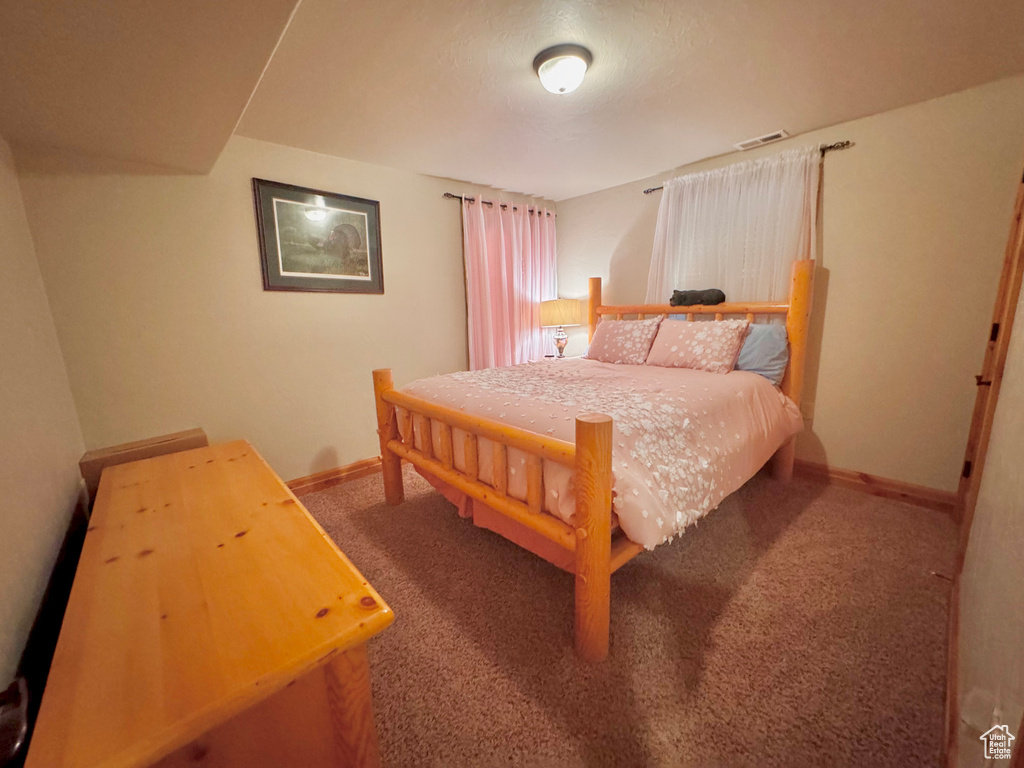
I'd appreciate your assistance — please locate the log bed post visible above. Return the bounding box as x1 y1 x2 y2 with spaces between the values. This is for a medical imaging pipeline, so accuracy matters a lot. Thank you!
574 413 613 662
772 259 815 482
372 369 405 505
588 277 602 343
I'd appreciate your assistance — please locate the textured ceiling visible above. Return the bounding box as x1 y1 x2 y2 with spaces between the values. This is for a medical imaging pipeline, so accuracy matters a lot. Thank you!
237 0 1024 200
0 0 298 173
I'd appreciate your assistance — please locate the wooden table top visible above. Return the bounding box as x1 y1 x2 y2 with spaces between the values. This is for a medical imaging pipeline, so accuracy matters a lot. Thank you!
26 441 393 768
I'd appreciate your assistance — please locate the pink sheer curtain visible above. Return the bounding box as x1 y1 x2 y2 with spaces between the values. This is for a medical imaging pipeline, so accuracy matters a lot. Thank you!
462 198 556 369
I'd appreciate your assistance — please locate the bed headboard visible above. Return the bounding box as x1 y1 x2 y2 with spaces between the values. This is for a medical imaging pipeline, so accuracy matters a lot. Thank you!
587 259 815 408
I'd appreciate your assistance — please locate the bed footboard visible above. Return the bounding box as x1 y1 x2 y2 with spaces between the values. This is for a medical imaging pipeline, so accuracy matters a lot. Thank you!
573 413 613 661
371 369 620 662
372 369 405 505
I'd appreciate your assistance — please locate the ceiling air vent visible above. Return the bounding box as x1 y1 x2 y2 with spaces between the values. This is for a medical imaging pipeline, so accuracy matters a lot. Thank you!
734 129 789 151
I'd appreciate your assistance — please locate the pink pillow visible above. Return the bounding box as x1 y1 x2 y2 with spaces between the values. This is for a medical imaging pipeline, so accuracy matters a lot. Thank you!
585 317 663 365
645 319 750 374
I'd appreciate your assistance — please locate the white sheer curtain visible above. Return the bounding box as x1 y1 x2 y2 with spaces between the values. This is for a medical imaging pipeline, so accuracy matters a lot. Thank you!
645 146 820 305
462 198 557 369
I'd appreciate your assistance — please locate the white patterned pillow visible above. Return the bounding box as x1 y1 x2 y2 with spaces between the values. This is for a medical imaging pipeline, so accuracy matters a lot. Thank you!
645 319 750 374
585 317 663 365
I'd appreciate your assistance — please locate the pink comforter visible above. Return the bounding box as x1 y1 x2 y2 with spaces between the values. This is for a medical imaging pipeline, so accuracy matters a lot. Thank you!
399 358 802 550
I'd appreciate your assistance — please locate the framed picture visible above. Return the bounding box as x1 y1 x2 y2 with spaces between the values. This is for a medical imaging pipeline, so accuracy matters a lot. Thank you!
252 178 383 294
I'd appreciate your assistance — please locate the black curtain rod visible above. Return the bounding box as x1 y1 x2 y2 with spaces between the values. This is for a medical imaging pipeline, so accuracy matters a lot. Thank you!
443 192 554 217
641 140 853 195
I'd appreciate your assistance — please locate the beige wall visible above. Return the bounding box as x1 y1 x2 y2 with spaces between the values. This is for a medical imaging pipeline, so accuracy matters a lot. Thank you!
557 74 1024 492
0 135 85 683
956 284 1024 766
17 135 550 482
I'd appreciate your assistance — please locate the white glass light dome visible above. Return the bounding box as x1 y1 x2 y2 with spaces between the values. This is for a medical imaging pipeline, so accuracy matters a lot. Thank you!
533 44 592 95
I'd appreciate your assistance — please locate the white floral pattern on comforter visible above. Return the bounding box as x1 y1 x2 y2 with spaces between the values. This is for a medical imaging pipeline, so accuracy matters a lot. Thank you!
400 358 803 550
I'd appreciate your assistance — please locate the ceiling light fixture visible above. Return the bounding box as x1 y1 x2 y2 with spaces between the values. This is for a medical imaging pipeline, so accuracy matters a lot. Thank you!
533 44 592 95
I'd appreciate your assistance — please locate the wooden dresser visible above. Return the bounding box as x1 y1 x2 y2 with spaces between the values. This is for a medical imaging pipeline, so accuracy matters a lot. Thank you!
26 440 393 768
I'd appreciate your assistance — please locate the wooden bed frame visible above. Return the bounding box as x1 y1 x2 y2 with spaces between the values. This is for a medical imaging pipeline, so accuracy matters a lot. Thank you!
372 259 814 662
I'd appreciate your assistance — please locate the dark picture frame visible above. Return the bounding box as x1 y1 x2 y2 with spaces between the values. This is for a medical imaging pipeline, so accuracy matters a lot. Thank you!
252 178 384 294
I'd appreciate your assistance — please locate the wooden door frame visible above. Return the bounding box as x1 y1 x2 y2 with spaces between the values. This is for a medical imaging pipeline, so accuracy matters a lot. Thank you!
956 175 1024 542
945 166 1024 767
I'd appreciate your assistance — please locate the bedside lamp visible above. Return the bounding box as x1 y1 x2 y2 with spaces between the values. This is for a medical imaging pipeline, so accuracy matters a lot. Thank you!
539 298 583 358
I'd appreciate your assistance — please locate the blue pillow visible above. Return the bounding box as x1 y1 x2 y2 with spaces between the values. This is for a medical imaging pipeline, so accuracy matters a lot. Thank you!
736 324 789 385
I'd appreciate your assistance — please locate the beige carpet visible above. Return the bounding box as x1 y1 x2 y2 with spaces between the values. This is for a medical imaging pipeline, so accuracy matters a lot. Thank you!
302 467 956 767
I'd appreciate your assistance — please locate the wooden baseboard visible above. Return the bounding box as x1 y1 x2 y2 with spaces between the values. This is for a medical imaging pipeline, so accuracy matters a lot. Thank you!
288 457 382 496
793 460 957 513
295 457 956 511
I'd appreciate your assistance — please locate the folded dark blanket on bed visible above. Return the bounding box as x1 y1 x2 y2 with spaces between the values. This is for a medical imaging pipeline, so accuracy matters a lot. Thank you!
669 288 726 306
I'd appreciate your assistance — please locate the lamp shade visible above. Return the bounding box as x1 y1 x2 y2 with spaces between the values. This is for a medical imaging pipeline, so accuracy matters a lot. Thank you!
539 298 583 328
